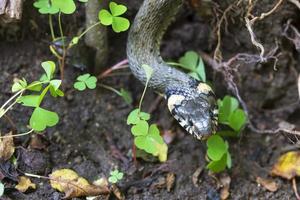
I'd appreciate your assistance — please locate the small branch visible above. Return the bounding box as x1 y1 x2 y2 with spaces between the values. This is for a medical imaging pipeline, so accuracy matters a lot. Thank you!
98 59 128 79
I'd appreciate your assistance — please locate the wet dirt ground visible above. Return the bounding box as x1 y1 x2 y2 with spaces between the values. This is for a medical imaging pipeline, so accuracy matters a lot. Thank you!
0 0 300 199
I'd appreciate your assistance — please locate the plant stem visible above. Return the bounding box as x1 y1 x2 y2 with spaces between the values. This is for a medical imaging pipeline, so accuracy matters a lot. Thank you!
78 21 101 40
138 79 150 111
58 11 66 81
0 89 24 110
0 129 34 139
49 14 56 41
99 84 121 96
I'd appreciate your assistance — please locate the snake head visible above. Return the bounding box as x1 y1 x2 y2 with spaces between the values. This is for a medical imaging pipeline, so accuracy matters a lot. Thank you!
166 83 218 140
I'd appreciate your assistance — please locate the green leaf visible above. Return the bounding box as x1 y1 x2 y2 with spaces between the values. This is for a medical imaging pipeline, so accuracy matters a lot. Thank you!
218 95 239 123
188 72 200 81
99 10 113 25
116 172 123 180
228 108 247 131
207 153 227 173
52 0 76 14
12 82 24 93
119 88 132 104
127 109 140 125
17 95 40 107
77 74 90 81
131 120 149 136
207 135 228 161
49 86 64 97
142 64 153 81
27 81 43 92
0 181 4 196
196 56 206 82
179 51 199 71
33 0 59 14
112 17 130 33
74 74 97 91
134 124 167 162
85 76 97 89
109 2 127 16
78 0 88 2
41 61 56 81
108 176 118 183
127 109 150 125
30 107 59 131
50 80 61 91
98 2 130 33
74 81 86 91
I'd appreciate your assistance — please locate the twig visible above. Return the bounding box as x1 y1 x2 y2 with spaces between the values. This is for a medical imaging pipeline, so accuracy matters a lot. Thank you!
98 59 128 79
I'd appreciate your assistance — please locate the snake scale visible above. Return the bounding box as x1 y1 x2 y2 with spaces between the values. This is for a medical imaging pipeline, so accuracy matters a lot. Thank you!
127 0 218 140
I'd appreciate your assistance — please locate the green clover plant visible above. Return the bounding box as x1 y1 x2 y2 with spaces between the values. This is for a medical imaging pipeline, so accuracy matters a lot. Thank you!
74 73 97 91
108 169 124 184
1 61 63 133
127 64 168 162
98 2 130 33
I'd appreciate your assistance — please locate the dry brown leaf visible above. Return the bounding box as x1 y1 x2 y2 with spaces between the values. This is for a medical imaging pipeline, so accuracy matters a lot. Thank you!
49 169 110 199
166 173 175 192
192 167 203 187
111 184 125 200
220 174 231 200
271 151 300 180
15 176 36 192
256 177 278 192
0 132 15 161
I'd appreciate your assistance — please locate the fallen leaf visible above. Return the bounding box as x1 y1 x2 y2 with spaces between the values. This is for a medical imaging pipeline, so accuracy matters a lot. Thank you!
15 176 36 192
151 176 166 189
49 169 110 199
0 132 15 161
166 173 175 192
192 167 203 187
271 151 300 179
29 135 48 150
220 174 231 200
111 184 124 200
256 177 278 192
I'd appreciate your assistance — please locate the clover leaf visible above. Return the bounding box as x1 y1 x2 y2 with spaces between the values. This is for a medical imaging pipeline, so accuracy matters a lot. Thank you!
29 107 59 131
98 2 130 33
33 0 59 14
33 0 76 14
134 124 168 162
127 109 150 125
108 169 123 184
11 78 27 92
119 88 132 104
74 73 97 91
41 61 56 81
178 51 206 82
206 135 231 173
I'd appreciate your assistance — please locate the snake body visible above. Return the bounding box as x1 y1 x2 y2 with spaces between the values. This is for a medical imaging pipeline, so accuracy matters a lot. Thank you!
127 0 218 139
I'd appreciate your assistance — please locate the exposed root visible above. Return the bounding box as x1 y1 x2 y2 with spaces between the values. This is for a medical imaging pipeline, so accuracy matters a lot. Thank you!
245 0 284 62
199 51 300 137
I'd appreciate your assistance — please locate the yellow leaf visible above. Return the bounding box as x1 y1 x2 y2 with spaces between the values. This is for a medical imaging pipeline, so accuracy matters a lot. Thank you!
271 151 300 180
0 132 15 161
49 169 110 199
155 142 168 162
15 176 36 192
